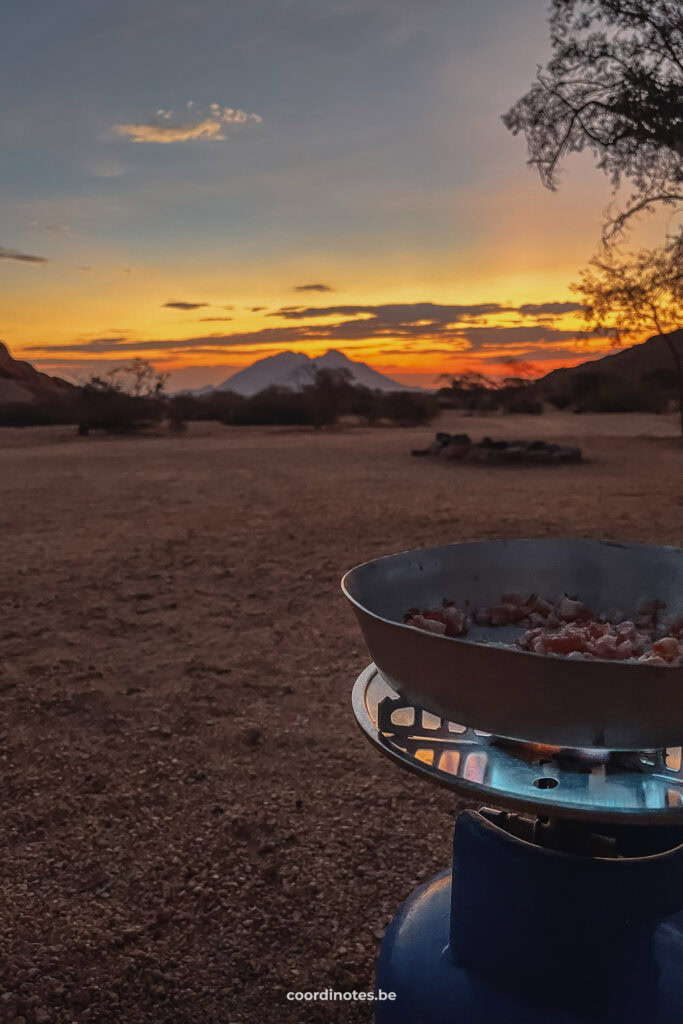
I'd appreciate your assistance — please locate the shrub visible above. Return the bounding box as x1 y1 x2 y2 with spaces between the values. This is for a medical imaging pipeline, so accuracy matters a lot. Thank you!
380 391 439 426
503 394 544 415
547 391 572 410
230 387 314 426
585 378 663 414
0 399 77 427
76 385 165 434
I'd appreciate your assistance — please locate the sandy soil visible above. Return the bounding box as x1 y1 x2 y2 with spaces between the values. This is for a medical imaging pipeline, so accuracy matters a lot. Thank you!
0 412 681 1024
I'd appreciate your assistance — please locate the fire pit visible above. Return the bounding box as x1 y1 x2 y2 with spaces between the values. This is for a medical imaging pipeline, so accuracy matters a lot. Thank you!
342 540 683 1023
411 432 582 464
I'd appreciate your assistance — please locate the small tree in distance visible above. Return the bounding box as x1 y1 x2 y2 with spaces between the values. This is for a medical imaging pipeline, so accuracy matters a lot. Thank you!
573 231 683 433
93 358 168 398
78 359 168 434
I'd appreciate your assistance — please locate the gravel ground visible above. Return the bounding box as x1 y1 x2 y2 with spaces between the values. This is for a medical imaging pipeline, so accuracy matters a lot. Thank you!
0 412 681 1024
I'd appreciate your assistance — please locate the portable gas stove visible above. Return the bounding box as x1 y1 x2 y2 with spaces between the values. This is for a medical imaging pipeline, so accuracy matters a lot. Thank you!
342 540 683 1024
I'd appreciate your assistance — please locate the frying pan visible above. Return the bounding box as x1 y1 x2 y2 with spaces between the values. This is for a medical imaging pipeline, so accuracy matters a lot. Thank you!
341 539 683 749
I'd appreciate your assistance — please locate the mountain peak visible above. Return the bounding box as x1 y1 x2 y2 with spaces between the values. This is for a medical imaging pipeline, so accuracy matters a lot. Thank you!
315 349 351 366
208 348 419 396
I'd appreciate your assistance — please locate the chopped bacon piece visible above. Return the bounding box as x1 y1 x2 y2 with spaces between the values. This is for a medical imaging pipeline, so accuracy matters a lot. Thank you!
587 621 612 639
442 606 469 636
489 604 513 626
527 595 554 617
423 608 447 623
557 596 585 622
652 637 680 663
638 654 668 666
406 614 446 635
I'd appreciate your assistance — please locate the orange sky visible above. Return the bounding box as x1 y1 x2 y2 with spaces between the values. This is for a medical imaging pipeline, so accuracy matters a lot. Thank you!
0 0 667 391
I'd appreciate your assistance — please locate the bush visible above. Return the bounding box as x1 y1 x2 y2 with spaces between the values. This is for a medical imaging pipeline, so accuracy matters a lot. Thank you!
583 378 663 413
229 387 314 426
547 391 572 410
76 385 165 434
348 385 381 424
167 391 246 424
380 391 439 426
503 394 544 415
0 399 78 427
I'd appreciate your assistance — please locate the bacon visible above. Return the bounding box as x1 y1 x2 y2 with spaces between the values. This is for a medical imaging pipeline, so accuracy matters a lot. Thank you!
406 614 447 635
527 594 554 617
557 596 586 622
652 637 680 663
404 591 680 665
442 606 469 636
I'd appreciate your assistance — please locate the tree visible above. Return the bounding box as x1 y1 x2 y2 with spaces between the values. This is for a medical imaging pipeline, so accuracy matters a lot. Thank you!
301 367 356 428
502 0 682 240
573 231 683 431
437 372 500 411
78 359 168 434
93 358 168 398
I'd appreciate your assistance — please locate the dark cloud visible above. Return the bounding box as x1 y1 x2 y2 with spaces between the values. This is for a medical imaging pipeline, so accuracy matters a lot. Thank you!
518 302 587 316
28 323 615 357
458 325 615 347
163 300 208 310
274 302 511 324
27 297 616 358
0 246 48 264
293 283 334 293
198 316 233 322
250 306 266 312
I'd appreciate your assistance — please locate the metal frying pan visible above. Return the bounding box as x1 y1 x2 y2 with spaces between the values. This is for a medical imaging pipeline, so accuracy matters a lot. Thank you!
341 539 683 750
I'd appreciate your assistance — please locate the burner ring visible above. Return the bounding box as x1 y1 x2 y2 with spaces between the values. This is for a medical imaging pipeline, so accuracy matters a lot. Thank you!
353 665 683 824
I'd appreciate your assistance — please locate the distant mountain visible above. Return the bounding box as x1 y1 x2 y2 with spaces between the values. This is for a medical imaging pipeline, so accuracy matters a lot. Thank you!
0 341 75 404
538 329 682 390
188 349 419 396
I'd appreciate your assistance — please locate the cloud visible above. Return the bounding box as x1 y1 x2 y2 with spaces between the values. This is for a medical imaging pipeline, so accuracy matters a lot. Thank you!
27 323 615 357
294 283 335 293
113 103 262 144
26 297 618 359
163 300 208 310
457 325 615 347
115 119 227 143
0 246 48 264
198 316 233 322
518 302 587 316
274 302 512 324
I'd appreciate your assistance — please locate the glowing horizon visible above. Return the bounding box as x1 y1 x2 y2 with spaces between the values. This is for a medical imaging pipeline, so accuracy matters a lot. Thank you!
0 0 664 393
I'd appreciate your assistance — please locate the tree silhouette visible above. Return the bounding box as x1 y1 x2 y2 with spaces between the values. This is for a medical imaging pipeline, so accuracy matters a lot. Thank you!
573 232 683 432
503 0 682 240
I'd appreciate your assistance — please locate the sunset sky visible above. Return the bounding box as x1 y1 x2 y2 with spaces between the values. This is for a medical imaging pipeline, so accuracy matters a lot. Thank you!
0 0 667 390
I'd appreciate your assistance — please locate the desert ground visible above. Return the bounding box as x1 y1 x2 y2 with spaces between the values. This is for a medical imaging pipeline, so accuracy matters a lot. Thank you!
0 410 681 1024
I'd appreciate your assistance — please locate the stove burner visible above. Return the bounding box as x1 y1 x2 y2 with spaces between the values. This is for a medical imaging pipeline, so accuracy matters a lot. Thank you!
353 664 683 823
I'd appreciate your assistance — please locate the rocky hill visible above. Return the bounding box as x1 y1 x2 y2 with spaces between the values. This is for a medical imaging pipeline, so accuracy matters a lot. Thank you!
539 329 682 390
0 342 75 404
